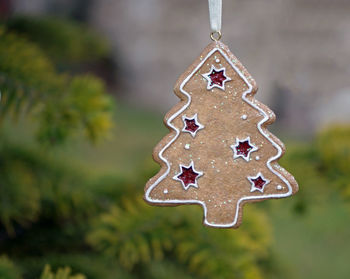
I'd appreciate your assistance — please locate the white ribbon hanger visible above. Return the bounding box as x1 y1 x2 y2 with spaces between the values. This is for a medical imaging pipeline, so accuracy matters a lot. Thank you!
208 0 222 41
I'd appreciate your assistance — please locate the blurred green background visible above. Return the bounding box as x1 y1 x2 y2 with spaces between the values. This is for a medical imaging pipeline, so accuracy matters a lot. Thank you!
0 1 350 279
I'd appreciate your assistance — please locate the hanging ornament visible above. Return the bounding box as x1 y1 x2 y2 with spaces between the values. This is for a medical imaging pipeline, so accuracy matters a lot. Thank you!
144 0 298 228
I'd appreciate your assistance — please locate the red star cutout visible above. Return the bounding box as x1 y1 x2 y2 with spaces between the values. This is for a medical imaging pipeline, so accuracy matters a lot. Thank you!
248 173 270 193
236 140 254 157
231 137 258 162
184 118 199 133
251 176 266 190
173 162 203 190
182 114 204 137
209 69 226 87
202 66 231 90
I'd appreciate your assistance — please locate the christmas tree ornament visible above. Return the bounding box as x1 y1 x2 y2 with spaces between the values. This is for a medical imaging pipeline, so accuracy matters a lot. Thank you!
144 0 298 228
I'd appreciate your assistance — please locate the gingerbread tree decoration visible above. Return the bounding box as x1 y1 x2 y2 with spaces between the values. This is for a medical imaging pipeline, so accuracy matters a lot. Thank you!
144 41 298 228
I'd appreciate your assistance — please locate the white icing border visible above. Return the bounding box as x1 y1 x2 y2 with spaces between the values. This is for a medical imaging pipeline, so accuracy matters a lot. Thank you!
182 113 204 137
231 136 258 162
145 46 293 228
247 172 270 193
202 65 231 91
173 160 203 190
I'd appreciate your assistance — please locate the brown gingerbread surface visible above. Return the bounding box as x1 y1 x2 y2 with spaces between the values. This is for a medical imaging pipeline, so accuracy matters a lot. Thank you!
144 41 298 228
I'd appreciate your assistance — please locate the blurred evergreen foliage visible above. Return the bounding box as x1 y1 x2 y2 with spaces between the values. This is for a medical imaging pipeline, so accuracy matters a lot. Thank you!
0 139 94 232
316 126 350 201
0 255 22 279
19 254 133 279
0 23 113 144
87 198 271 279
5 16 109 65
0 256 84 279
39 265 85 279
280 125 350 213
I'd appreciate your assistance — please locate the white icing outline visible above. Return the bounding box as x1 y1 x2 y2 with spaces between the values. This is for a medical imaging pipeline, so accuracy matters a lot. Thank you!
202 65 231 91
231 136 258 162
145 46 293 228
247 172 270 193
182 113 204 137
173 160 203 190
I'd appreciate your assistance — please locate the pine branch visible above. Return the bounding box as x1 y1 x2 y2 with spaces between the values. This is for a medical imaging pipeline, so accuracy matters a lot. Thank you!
0 255 22 279
87 197 272 278
39 265 85 279
0 28 114 145
6 16 110 64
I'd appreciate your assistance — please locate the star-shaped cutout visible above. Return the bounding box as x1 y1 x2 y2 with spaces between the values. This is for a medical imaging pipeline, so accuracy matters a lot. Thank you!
173 161 203 190
247 172 270 193
202 65 231 91
231 137 258 162
182 114 204 137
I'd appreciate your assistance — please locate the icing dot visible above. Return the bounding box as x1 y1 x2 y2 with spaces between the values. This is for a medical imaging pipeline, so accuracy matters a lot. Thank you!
215 58 220 63
277 185 283 190
163 189 168 194
255 156 260 160
241 114 248 120
184 144 190 150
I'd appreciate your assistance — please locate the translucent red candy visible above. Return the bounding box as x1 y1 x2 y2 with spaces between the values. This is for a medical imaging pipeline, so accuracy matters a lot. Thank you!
178 166 200 187
184 119 199 133
236 140 253 157
209 69 226 86
251 176 266 190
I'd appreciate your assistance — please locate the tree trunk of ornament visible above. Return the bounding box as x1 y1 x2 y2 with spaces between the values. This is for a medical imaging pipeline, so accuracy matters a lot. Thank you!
144 41 298 228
